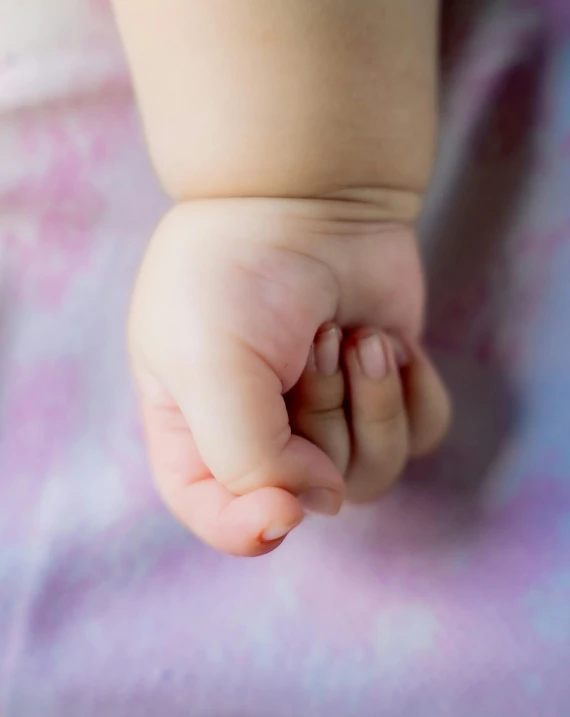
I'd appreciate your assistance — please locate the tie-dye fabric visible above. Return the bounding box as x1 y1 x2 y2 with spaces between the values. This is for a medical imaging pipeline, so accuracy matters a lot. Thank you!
1 1 569 715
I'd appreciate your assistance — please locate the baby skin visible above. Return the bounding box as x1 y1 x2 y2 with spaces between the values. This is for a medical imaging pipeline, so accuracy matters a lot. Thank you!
113 0 451 556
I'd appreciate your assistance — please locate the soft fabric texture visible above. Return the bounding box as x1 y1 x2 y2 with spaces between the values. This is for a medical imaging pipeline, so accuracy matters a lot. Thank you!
1 1 570 714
